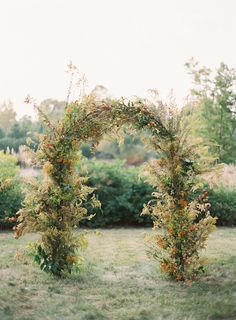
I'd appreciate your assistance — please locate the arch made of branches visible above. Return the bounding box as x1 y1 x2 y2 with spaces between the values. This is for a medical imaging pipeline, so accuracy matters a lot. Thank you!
16 97 216 280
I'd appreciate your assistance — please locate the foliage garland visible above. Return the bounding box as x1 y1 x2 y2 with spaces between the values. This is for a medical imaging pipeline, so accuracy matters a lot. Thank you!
16 96 216 280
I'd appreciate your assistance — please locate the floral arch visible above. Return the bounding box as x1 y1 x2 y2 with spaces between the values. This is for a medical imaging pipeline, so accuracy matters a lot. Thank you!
16 96 216 281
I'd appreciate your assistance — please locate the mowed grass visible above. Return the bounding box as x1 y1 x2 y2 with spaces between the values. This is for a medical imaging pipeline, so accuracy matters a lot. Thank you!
0 228 236 320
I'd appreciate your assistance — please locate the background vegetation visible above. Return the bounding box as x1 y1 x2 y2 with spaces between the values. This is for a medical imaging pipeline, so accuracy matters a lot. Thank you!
78 160 154 227
0 60 236 228
0 152 23 229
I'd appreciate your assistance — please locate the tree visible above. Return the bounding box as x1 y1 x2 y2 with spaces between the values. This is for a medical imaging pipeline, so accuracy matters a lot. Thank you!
184 59 236 163
0 100 16 134
0 114 41 152
38 99 66 123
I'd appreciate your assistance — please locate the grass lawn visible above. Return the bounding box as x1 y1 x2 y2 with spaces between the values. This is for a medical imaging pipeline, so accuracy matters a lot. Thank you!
0 228 236 320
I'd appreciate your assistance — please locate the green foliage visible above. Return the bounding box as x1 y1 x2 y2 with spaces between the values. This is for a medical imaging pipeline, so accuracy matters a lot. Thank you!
78 160 153 227
0 127 5 139
184 59 236 164
0 100 16 133
208 187 236 226
81 143 93 158
16 155 97 276
0 137 27 152
0 151 23 229
0 151 19 178
0 115 41 152
95 133 157 165
31 230 88 276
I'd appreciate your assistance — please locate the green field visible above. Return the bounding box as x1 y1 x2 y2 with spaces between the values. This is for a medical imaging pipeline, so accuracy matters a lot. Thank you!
0 228 236 320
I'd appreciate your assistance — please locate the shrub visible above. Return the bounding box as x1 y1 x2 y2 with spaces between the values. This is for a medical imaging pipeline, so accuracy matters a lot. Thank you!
199 165 236 226
0 151 23 229
78 160 154 227
208 187 236 226
191 184 236 227
81 143 93 158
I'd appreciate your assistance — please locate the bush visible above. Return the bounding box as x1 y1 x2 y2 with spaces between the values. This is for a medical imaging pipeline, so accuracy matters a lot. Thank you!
208 187 236 226
0 151 23 229
77 159 236 228
0 137 27 152
78 160 154 227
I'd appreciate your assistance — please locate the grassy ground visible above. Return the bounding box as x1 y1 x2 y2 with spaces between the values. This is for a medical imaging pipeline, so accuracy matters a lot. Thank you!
0 228 236 320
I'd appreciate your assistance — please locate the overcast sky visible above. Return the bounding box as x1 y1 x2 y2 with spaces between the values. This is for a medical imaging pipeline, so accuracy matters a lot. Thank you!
0 0 235 118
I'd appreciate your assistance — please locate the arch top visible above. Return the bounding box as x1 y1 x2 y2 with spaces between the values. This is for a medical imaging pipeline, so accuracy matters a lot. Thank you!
41 97 172 153
64 98 171 139
36 97 175 182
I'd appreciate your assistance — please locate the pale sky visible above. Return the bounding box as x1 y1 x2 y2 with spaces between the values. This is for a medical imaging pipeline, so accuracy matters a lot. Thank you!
0 0 235 119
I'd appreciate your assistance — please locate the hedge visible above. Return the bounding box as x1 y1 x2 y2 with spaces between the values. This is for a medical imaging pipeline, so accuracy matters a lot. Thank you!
1 154 236 229
0 151 23 229
77 160 154 227
208 187 236 226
